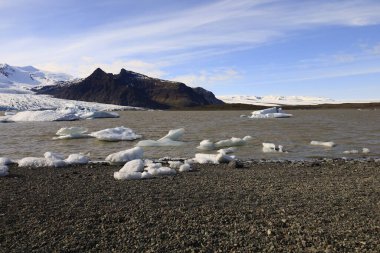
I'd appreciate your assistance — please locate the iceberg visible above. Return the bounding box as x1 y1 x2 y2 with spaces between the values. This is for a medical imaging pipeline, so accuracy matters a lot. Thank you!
90 126 142 141
79 111 119 119
54 127 90 140
136 128 185 147
248 107 292 119
310 141 336 147
105 147 144 164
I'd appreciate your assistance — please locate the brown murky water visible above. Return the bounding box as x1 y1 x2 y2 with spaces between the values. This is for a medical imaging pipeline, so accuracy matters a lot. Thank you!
0 110 379 160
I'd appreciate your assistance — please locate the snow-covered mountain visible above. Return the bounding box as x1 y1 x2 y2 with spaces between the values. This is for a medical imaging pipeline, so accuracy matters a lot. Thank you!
0 63 74 93
217 95 336 106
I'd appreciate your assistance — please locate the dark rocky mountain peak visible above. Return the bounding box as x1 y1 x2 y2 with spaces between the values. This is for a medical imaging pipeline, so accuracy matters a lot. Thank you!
36 68 224 109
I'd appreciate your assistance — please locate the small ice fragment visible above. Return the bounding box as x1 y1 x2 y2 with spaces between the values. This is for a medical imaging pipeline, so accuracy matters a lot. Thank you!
262 143 285 153
310 141 336 147
0 157 12 165
343 150 359 154
65 154 90 164
0 165 9 177
179 163 192 172
168 161 183 169
362 148 370 154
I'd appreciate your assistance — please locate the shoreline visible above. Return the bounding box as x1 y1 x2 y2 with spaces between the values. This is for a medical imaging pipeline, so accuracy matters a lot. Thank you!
2 159 380 252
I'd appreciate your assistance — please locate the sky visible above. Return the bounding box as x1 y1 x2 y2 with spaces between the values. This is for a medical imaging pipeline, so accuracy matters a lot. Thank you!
1 0 380 100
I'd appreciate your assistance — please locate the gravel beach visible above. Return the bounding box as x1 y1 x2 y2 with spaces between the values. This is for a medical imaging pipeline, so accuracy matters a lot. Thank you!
1 159 380 252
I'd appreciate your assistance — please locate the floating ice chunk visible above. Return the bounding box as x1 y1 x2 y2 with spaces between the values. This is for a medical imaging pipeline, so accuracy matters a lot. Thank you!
249 107 292 119
179 163 192 172
362 148 370 154
44 152 65 160
105 147 144 164
240 114 248 118
0 165 9 177
120 159 144 173
343 150 359 154
90 126 142 141
215 136 252 148
310 141 336 147
262 143 285 153
65 154 90 165
8 110 80 122
54 127 90 140
168 161 183 169
136 128 185 147
198 136 251 150
18 157 66 168
159 128 184 141
0 157 13 165
79 111 119 119
217 147 237 155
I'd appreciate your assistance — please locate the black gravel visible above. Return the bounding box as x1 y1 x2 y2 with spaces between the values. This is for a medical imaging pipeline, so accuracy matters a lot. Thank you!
1 160 380 252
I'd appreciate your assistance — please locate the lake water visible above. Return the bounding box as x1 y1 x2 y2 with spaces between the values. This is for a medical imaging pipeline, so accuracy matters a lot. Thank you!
1 110 379 161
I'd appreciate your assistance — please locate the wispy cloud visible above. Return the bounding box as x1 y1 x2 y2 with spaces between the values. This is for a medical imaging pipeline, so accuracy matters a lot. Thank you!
2 0 380 81
172 68 241 87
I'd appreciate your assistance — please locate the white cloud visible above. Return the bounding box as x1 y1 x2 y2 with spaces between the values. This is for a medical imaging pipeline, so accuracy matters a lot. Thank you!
172 68 241 87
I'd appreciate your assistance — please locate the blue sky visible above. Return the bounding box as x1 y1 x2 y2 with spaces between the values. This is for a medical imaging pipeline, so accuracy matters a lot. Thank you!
1 0 380 100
